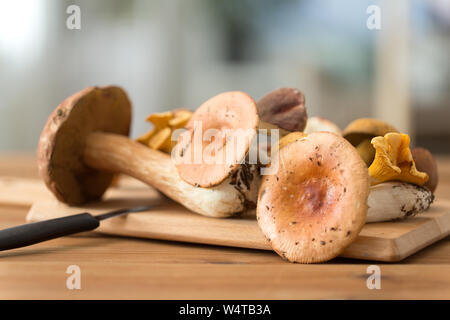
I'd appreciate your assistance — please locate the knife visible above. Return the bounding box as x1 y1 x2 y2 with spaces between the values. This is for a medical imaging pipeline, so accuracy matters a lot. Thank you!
0 205 155 251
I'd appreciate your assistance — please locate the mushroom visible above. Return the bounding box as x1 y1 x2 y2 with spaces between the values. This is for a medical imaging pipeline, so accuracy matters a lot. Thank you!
265 132 433 228
257 132 369 263
411 147 439 193
38 86 131 205
343 118 398 166
257 88 307 132
367 181 433 222
137 109 193 153
368 133 429 186
174 91 260 188
174 89 306 188
304 116 342 136
37 86 256 217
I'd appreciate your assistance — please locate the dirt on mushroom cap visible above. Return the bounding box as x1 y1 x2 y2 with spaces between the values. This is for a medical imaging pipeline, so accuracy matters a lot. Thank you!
257 132 369 263
174 91 259 188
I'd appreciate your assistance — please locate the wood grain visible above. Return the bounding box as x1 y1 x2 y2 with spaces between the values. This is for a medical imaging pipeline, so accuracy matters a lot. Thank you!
0 154 450 299
0 175 148 207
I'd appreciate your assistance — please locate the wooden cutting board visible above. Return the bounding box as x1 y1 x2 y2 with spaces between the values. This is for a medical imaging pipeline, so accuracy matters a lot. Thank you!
24 180 450 262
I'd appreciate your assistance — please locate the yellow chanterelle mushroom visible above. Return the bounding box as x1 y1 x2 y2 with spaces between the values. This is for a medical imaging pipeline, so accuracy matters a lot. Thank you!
368 132 428 186
136 109 192 153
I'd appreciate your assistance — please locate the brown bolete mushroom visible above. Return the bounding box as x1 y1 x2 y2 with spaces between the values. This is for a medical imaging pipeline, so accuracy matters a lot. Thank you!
38 86 131 205
343 118 398 166
257 87 307 132
257 132 369 263
411 147 439 193
38 86 257 217
366 181 433 222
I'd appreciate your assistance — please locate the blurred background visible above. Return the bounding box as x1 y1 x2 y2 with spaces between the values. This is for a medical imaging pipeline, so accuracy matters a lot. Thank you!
0 0 448 153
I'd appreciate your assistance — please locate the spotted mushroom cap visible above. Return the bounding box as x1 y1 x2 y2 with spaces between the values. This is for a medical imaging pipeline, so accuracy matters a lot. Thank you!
257 132 369 263
174 91 259 188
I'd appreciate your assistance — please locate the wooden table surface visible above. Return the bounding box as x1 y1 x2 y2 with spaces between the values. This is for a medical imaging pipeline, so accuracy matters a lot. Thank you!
0 153 449 299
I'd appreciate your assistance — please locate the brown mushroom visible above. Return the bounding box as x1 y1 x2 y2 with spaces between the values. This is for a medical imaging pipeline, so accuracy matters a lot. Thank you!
174 91 259 188
257 132 369 263
37 86 257 217
411 147 439 193
343 118 398 166
257 88 307 132
38 86 132 205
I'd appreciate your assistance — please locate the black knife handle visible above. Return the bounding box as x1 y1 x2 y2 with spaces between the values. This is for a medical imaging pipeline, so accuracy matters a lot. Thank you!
0 213 100 251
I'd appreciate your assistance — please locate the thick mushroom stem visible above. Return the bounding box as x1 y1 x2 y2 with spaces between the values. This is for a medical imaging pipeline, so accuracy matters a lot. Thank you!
83 132 258 218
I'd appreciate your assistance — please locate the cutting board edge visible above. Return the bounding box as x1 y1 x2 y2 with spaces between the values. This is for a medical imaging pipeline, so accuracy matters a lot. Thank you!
339 235 400 262
390 213 450 262
94 227 274 251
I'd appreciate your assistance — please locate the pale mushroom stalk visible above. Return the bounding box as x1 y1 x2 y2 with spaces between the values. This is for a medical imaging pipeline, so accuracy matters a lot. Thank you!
84 132 258 218
366 182 434 223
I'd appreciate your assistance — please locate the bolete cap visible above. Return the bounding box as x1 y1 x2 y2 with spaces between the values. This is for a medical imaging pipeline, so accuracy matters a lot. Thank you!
257 132 369 263
343 118 398 146
37 86 131 205
174 91 259 188
257 88 307 132
411 147 438 193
